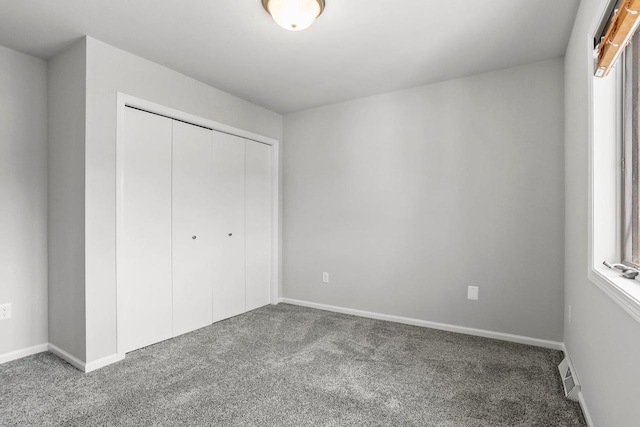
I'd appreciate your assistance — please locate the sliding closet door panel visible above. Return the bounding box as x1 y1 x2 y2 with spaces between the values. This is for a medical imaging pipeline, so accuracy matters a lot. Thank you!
245 141 272 311
211 132 246 322
118 107 173 353
172 121 214 337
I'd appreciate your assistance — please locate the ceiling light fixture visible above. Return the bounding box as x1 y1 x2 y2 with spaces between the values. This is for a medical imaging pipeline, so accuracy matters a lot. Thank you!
262 0 325 31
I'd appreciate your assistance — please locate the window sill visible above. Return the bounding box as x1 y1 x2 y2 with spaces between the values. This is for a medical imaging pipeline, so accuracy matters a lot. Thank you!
589 266 640 323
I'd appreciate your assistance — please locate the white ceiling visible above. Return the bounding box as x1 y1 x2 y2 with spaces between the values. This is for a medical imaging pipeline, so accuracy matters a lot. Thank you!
0 0 579 114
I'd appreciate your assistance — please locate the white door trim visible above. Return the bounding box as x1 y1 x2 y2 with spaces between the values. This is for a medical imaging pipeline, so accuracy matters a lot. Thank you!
115 93 280 360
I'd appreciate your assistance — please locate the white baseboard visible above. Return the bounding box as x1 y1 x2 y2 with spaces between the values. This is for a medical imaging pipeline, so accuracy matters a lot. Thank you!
0 343 49 364
48 344 124 373
561 344 594 427
84 353 124 373
578 392 594 427
282 298 564 351
48 343 85 371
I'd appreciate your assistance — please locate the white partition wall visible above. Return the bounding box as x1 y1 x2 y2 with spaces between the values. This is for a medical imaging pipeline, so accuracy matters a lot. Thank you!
245 141 273 311
118 108 173 353
211 132 247 322
172 121 214 337
116 100 277 356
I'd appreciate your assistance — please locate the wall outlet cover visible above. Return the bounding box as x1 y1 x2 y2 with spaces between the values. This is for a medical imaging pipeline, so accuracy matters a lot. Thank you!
322 272 329 283
467 286 479 300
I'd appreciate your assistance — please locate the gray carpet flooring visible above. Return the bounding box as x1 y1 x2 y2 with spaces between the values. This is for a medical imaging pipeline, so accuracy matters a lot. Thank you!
1 304 585 426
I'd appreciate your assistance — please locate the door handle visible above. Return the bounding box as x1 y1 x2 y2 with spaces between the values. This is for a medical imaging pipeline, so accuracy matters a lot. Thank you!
192 235 197 240
228 233 233 237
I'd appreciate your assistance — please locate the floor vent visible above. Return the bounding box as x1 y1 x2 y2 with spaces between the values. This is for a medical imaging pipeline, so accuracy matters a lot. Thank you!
558 357 580 401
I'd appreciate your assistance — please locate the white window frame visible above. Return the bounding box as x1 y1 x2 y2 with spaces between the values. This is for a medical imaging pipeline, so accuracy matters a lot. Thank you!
588 5 640 324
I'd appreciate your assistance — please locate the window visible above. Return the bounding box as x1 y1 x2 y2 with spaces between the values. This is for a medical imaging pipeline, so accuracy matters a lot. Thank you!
589 1 640 323
622 33 640 268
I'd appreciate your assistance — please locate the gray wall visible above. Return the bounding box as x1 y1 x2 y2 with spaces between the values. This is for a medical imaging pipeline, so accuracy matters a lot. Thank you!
48 39 87 360
84 37 283 363
0 45 48 356
565 0 640 425
283 58 565 342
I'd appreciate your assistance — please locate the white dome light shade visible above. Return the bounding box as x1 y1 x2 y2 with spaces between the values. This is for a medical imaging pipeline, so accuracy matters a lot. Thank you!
262 0 325 31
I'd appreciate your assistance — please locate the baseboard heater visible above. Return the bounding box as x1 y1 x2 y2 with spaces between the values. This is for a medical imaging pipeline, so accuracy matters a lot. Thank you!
558 357 580 401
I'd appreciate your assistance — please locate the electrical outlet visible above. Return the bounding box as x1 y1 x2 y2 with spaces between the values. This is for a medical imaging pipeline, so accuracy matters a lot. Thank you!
0 303 11 320
322 272 329 283
467 286 479 301
568 305 572 324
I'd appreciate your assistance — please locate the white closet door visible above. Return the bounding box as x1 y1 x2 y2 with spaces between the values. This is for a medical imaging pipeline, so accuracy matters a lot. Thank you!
245 141 272 311
211 132 246 322
118 107 173 353
172 121 214 337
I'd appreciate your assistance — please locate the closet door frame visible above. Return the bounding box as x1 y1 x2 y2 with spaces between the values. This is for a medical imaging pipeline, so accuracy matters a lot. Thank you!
115 93 280 360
